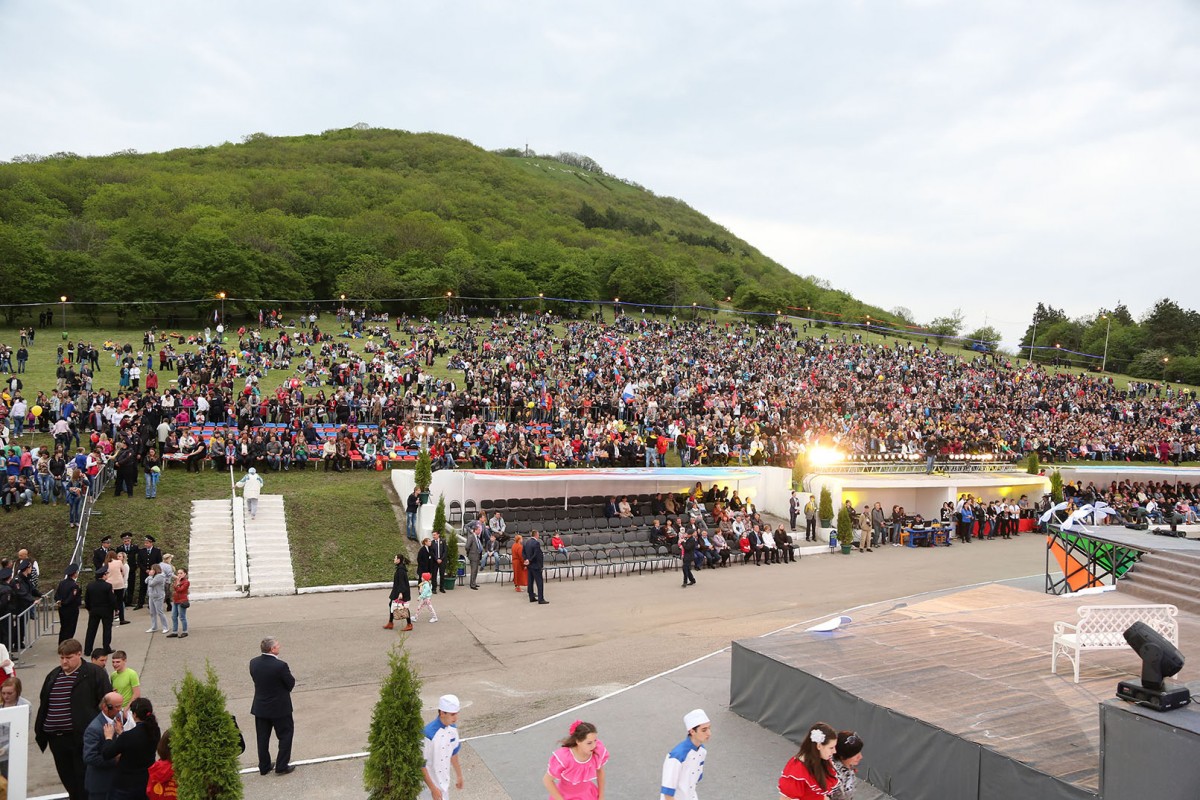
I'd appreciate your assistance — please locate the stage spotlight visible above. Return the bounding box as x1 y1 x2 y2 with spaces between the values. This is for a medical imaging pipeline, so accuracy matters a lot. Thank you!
1116 621 1190 711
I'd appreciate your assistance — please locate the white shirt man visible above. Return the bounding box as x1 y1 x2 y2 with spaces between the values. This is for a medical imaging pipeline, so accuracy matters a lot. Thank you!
420 694 463 800
661 708 711 800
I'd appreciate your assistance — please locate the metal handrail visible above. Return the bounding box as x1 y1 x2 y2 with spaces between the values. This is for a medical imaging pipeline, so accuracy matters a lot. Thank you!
67 463 117 571
230 466 249 591
815 461 1021 475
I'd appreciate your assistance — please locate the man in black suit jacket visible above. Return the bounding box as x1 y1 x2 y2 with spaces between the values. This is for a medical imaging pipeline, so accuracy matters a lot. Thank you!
83 566 116 655
523 529 548 604
134 535 162 609
430 531 448 593
91 536 112 571
250 636 296 775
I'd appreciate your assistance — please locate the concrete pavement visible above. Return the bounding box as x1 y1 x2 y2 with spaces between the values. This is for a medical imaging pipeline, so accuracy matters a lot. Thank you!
22 534 1048 799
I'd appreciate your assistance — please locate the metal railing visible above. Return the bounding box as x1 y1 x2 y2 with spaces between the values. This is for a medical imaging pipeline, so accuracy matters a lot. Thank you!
2 595 58 659
230 466 249 591
816 461 1021 475
67 463 117 575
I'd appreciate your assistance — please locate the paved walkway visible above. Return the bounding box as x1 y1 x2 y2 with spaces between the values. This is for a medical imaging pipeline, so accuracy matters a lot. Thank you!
23 535 1048 799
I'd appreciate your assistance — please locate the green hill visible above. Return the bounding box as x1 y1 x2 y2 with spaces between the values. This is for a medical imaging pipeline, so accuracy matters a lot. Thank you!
0 127 892 325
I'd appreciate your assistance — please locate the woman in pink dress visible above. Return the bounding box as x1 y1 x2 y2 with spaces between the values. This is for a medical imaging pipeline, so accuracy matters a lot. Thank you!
543 720 608 800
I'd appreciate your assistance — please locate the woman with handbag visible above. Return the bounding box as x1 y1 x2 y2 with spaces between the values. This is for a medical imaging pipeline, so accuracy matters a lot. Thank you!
167 568 189 638
383 553 413 631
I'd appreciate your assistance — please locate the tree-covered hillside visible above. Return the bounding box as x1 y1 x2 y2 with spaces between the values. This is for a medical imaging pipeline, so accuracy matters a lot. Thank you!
0 127 890 325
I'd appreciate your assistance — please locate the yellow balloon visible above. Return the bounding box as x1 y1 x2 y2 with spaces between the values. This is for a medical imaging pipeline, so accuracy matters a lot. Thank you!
31 405 43 417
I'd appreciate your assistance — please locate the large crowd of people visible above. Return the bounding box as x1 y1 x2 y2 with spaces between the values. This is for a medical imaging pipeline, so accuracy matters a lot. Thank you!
3 309 1200 503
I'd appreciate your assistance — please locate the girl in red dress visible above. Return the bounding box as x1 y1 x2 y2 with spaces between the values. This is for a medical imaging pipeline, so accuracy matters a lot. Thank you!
778 722 839 800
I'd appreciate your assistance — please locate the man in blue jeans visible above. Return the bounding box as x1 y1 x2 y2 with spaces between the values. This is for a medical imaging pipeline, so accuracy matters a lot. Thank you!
406 487 421 540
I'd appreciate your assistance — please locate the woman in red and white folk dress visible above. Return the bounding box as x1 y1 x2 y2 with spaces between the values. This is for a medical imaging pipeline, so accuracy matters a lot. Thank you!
778 722 839 800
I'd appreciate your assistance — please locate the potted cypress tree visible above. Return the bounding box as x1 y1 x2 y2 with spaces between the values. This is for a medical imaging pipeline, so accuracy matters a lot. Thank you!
836 506 854 555
1026 451 1040 475
172 664 244 800
1049 469 1064 503
414 448 433 505
363 645 425 800
818 486 834 529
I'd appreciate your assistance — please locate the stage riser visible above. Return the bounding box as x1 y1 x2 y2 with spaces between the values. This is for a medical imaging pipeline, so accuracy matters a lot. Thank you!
730 642 1097 800
1118 552 1200 615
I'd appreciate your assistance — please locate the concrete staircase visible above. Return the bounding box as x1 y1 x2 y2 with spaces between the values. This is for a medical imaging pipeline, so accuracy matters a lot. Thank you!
1118 550 1200 616
245 495 296 597
188 500 242 599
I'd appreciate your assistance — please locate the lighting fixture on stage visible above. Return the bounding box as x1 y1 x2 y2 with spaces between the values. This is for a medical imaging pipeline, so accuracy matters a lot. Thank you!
1116 622 1190 711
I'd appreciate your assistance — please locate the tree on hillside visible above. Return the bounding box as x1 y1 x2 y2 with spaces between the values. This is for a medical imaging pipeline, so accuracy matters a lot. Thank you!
964 326 1001 349
927 309 964 338
336 254 403 305
1143 298 1200 355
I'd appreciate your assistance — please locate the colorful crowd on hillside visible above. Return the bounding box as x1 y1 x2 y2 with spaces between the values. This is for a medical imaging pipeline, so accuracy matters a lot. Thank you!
2 310 1199 500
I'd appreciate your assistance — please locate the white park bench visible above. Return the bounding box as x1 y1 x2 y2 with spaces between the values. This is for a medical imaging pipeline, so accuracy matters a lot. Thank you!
1052 603 1179 683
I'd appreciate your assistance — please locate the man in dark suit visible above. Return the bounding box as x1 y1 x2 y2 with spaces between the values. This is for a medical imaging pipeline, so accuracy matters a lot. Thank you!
523 529 548 604
114 532 138 607
35 639 113 800
82 565 115 655
430 530 447 593
82 691 125 799
250 636 296 776
91 536 112 571
133 535 162 609
55 563 83 643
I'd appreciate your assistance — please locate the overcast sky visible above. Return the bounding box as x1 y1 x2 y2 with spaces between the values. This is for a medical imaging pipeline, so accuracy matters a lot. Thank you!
3 0 1197 348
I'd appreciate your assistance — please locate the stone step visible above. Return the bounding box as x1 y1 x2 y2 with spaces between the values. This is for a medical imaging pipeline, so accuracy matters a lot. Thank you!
243 494 295 596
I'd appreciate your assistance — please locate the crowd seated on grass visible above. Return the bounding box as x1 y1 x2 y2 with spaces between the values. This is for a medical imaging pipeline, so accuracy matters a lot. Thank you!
3 309 1200 486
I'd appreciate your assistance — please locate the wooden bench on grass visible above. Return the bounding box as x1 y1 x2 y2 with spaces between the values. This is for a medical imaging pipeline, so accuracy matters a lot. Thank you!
1052 603 1179 683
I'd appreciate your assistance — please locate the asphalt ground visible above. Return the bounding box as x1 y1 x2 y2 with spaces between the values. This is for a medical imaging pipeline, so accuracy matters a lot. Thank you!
20 534 1049 799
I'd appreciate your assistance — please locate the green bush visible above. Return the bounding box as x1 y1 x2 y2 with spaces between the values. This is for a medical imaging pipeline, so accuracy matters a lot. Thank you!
363 646 426 800
1026 451 1040 475
836 506 854 547
172 664 243 800
1049 469 1064 503
819 486 834 524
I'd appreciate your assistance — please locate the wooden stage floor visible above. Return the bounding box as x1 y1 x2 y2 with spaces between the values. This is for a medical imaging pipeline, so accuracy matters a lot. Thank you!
768 584 1200 792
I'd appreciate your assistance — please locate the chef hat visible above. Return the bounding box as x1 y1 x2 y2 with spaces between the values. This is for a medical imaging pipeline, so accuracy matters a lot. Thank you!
438 694 461 713
684 708 710 731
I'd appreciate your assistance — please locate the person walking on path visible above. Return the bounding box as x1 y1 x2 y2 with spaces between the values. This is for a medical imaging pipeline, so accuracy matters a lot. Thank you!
660 708 711 800
681 530 697 588
420 694 464 800
523 529 548 604
412 573 438 624
384 554 413 631
464 520 483 590
54 563 82 643
249 636 296 776
236 467 264 520
543 720 608 800
34 639 113 800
